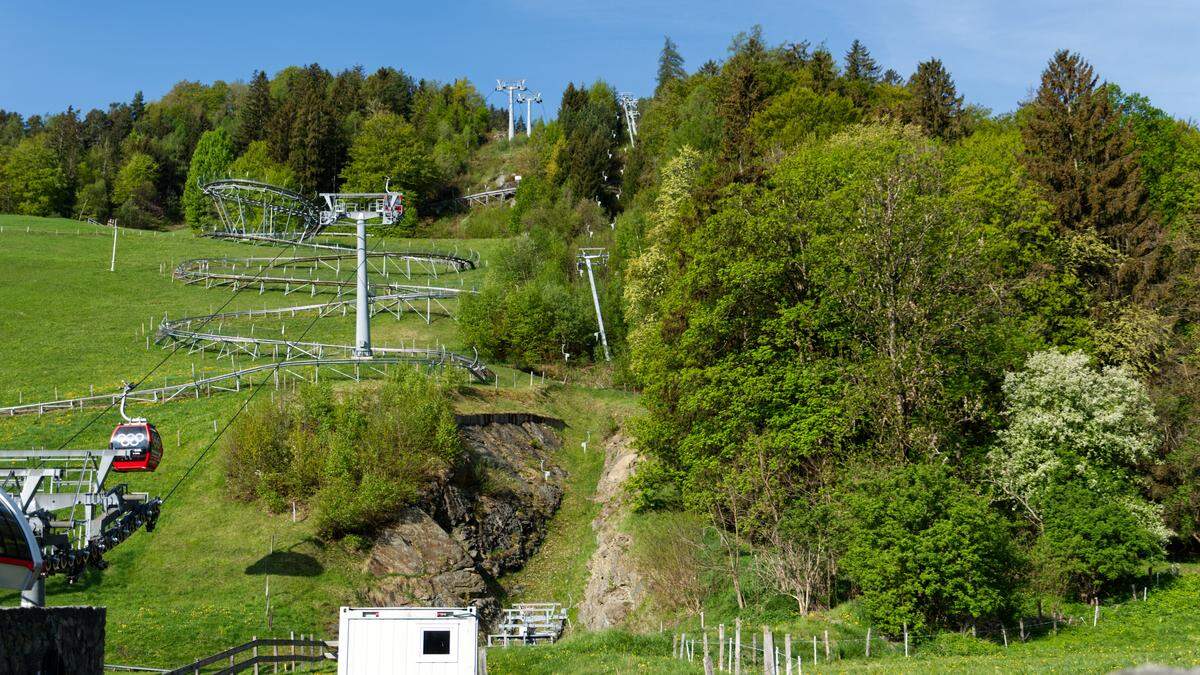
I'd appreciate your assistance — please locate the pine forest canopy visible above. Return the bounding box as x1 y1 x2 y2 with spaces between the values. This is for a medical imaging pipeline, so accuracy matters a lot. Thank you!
2 29 1200 635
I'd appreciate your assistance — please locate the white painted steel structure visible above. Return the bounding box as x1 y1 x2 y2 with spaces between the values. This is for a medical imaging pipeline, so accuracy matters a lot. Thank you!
495 80 527 141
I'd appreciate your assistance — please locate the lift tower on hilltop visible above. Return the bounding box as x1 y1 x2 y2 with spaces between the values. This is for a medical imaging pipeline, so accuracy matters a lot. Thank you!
516 91 542 138
496 80 528 141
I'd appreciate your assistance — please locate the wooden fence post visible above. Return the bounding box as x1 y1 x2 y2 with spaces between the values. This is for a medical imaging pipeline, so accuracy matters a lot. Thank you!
865 627 871 658
704 631 714 675
673 633 678 659
763 625 774 675
823 630 830 661
785 634 792 675
903 623 909 657
735 619 742 675
812 635 817 665
1001 626 1008 647
1093 598 1099 627
252 636 259 675
752 633 757 666
1019 618 1026 641
719 624 726 672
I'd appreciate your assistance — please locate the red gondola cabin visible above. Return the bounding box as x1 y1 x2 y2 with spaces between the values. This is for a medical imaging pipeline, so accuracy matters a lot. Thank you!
109 421 164 472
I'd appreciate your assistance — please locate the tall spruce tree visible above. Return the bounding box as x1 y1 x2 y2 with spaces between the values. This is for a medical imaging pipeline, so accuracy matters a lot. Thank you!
719 50 766 179
843 39 881 82
809 47 838 94
268 64 344 193
235 70 272 151
1021 50 1146 249
842 39 881 107
907 59 963 140
656 36 687 94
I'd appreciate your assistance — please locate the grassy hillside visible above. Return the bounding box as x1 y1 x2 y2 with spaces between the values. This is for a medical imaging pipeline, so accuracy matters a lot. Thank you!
0 214 630 668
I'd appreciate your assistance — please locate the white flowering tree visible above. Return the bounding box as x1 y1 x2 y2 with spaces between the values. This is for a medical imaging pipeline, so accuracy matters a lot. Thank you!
989 350 1162 531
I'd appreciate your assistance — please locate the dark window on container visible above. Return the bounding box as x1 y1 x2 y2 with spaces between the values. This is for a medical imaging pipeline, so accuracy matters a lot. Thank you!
422 629 451 655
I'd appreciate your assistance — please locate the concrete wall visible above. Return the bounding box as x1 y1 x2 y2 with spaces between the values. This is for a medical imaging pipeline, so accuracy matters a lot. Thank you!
0 606 105 675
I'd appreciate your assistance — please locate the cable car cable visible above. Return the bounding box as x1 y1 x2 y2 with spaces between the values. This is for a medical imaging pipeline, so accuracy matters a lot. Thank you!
50 236 304 451
161 224 399 504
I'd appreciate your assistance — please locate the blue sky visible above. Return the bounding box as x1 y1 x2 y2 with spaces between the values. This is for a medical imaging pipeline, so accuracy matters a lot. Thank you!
1 0 1197 121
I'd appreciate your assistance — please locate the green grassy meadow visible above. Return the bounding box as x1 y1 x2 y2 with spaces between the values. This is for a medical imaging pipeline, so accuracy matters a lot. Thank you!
0 215 625 668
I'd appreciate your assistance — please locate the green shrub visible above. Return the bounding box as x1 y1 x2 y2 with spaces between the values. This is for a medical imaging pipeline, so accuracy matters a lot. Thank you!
919 631 1003 657
1032 479 1165 600
839 464 1021 634
223 370 462 537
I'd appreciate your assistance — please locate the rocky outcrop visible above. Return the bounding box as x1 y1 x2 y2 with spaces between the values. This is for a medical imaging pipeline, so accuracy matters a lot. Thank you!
578 433 646 630
365 416 565 623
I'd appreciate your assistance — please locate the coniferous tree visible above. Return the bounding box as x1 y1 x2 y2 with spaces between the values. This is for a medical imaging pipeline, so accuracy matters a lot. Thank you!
843 39 881 83
906 59 963 140
842 39 880 107
235 70 272 151
130 91 145 123
656 36 687 94
268 64 344 193
809 47 838 94
719 51 766 178
1021 50 1146 250
882 68 904 86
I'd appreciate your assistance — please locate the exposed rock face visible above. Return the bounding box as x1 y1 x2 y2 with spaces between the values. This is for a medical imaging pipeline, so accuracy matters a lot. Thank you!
365 416 565 624
579 433 646 630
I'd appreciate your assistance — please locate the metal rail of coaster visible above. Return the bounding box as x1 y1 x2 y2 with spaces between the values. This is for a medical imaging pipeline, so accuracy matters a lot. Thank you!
0 179 494 608
1 180 493 419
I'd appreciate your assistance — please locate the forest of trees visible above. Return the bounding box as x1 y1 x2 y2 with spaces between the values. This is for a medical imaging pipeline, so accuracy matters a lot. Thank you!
468 30 1200 630
606 32 1200 631
5 28 1200 633
0 64 502 227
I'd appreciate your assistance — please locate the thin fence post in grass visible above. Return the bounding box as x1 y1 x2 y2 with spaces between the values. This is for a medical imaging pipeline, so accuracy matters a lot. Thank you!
904 622 909 657
704 631 714 675
735 618 742 675
1019 618 1026 641
273 642 279 674
752 633 757 666
812 635 818 665
1143 586 1148 601
253 636 259 675
674 633 678 659
865 627 871 658
823 630 830 662
763 625 774 675
720 624 726 672
785 634 792 675
290 631 295 671
1093 598 1099 627
1001 626 1008 648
